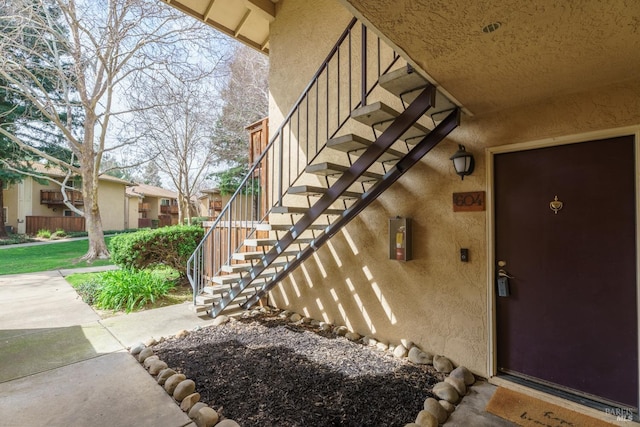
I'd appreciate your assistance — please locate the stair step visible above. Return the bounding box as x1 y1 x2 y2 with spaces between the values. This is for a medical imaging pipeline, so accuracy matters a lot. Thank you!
221 261 287 273
212 272 272 285
195 295 216 305
379 67 457 122
327 134 403 163
232 250 299 261
351 101 429 143
245 237 314 247
305 162 383 182
272 206 344 216
289 185 362 199
191 304 210 313
256 223 329 231
203 281 266 295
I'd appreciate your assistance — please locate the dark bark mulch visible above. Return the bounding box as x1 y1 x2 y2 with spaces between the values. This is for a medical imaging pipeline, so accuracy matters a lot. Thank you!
154 312 445 427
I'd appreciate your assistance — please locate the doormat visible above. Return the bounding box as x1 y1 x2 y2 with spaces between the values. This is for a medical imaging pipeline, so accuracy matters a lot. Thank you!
486 387 617 427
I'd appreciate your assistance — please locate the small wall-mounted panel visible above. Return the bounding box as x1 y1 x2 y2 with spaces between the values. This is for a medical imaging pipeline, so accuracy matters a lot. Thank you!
389 217 412 261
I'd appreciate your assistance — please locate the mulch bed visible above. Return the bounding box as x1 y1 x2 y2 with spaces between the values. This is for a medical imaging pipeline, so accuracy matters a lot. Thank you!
154 311 445 426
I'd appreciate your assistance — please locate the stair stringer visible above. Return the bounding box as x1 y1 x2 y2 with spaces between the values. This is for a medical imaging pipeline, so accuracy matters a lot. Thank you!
208 86 439 317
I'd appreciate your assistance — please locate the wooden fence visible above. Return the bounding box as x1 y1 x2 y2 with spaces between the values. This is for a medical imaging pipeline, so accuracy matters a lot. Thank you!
26 216 85 235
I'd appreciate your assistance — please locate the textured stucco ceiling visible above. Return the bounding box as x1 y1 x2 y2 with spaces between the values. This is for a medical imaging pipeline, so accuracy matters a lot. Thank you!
340 0 640 116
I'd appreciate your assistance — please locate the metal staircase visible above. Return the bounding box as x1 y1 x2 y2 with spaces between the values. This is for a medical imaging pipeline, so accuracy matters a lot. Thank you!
187 18 460 317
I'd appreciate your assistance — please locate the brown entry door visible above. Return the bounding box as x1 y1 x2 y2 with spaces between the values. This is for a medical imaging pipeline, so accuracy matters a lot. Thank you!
495 135 638 408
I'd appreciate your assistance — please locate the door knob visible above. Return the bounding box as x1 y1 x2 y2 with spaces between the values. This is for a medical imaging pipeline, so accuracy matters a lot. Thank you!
498 260 507 268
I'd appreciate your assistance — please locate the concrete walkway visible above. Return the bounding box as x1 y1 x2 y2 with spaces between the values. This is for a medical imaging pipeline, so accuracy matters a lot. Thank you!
0 269 217 427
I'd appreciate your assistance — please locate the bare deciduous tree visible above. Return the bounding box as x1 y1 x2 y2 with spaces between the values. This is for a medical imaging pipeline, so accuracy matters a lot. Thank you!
0 0 225 259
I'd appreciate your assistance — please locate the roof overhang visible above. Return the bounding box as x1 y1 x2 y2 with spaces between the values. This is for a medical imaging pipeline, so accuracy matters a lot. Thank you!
160 0 276 54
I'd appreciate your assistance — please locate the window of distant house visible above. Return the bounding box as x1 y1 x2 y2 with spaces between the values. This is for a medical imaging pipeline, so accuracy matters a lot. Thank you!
63 209 80 217
161 199 170 206
2 207 7 224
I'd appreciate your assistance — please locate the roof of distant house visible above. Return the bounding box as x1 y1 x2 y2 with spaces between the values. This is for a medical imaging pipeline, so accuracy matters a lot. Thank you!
28 163 133 185
127 183 178 199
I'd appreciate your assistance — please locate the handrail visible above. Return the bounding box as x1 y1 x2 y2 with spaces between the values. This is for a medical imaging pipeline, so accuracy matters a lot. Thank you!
187 18 403 308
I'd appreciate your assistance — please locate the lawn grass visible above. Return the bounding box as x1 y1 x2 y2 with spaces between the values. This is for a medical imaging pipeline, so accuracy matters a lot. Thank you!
0 238 114 275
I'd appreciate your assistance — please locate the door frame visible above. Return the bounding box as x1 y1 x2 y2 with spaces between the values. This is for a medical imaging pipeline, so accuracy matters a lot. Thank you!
485 125 640 408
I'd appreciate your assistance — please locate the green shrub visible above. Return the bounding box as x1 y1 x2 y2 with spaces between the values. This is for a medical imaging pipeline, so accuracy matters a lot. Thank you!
37 229 51 239
187 217 209 226
95 269 175 312
51 229 68 240
109 225 204 273
75 278 103 305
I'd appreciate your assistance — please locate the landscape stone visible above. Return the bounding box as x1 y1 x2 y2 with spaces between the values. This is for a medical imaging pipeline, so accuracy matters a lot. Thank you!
439 400 456 413
414 410 438 427
194 406 219 427
213 315 229 326
433 355 453 373
180 392 201 412
345 331 361 341
393 344 408 358
376 341 389 351
137 347 154 363
148 360 168 376
445 375 466 396
175 329 189 339
157 368 177 385
278 310 291 319
433 381 460 403
450 365 475 386
143 355 160 369
310 319 321 326
215 420 241 427
319 322 331 331
301 316 311 324
401 339 414 349
289 313 302 322
423 397 448 424
334 326 348 336
362 336 377 346
403 424 421 427
173 379 196 402
188 402 207 419
408 347 433 365
164 374 187 395
144 337 158 346
129 343 145 355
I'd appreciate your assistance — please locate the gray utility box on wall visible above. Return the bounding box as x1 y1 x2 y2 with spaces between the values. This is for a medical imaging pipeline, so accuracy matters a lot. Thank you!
389 217 412 261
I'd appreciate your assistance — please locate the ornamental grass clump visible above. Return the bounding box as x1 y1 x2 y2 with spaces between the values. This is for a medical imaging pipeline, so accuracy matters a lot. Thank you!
95 269 175 312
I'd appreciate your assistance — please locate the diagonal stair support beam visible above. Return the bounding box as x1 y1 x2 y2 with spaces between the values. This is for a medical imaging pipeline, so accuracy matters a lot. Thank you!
242 108 461 309
209 85 436 317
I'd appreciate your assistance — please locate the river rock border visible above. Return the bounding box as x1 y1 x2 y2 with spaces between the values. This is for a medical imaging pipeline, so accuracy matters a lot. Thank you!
129 306 477 427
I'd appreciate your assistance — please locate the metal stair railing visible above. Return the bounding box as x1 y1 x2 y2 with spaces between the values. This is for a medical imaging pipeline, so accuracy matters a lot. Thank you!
187 18 402 305
242 107 461 309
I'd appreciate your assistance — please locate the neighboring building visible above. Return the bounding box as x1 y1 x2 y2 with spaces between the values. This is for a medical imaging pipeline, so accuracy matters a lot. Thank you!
126 183 180 228
165 0 640 417
3 165 132 234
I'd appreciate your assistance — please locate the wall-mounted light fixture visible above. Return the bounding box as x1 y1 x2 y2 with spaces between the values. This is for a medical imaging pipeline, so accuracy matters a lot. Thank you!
450 144 475 180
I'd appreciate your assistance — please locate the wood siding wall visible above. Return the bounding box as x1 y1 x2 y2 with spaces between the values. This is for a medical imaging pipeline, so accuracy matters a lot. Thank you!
25 216 85 235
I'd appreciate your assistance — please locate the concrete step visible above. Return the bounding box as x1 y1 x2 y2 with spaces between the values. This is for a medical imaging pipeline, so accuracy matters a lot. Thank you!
212 272 272 285
232 250 299 261
289 185 362 199
351 101 429 143
379 67 458 123
221 261 287 273
256 222 329 231
305 162 383 182
271 206 344 216
327 134 403 163
244 237 314 247
195 294 216 305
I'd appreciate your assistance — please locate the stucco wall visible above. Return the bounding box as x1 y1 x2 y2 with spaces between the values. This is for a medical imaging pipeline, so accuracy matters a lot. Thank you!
267 0 640 377
97 180 127 231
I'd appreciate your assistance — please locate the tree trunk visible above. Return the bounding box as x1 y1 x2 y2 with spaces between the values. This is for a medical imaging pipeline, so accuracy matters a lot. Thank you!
0 180 7 239
81 177 109 260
